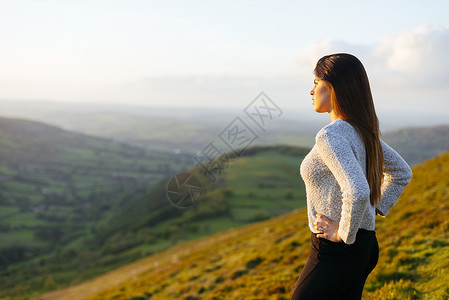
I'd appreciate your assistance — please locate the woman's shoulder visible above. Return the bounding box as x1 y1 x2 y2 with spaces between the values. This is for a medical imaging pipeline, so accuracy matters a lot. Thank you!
316 119 357 142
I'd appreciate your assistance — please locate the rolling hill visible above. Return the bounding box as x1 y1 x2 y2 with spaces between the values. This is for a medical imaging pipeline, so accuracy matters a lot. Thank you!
0 116 311 300
0 116 183 253
32 151 449 299
2 112 448 299
0 116 189 298
383 125 449 166
53 144 309 265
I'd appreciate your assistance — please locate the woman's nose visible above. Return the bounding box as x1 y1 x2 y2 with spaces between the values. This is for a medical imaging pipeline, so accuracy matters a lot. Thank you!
310 88 314 95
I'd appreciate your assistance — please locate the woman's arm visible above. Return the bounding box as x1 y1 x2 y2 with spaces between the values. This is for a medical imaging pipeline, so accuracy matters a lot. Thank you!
376 139 413 216
316 129 370 244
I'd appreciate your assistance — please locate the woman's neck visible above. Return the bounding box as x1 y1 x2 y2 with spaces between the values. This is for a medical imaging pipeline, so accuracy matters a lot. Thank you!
329 110 342 122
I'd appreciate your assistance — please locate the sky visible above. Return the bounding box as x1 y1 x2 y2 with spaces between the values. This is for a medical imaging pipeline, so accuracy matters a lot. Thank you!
1 0 449 123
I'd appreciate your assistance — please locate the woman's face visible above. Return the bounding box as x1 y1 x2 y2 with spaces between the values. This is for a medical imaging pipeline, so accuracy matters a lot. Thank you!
310 77 333 113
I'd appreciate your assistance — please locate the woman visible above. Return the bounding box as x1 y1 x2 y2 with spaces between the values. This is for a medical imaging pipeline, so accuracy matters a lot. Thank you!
290 53 412 299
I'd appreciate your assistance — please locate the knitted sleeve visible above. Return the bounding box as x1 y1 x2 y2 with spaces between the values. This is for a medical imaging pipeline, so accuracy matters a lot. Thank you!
316 128 370 244
376 139 413 216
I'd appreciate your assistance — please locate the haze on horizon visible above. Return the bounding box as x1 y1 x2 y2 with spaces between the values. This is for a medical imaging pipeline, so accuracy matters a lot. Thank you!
1 0 449 127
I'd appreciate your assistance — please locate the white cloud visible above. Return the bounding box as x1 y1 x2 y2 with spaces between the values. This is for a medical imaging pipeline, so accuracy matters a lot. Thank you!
374 25 449 87
296 25 449 89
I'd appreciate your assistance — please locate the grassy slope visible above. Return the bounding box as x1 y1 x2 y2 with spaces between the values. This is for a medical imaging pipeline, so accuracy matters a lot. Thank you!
34 152 449 300
224 149 306 221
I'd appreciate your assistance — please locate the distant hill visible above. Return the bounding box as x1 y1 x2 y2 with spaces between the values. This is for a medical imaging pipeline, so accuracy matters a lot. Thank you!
2 100 448 166
2 100 449 166
0 100 324 152
383 125 449 166
35 151 449 300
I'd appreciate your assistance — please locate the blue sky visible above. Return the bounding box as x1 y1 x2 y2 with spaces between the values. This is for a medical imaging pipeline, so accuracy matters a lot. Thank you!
1 0 449 122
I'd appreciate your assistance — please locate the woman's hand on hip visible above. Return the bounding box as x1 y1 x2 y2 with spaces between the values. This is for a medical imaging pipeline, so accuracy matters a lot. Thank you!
314 214 343 243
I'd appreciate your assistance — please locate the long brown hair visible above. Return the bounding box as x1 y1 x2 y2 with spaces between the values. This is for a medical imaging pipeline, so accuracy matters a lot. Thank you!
314 53 383 206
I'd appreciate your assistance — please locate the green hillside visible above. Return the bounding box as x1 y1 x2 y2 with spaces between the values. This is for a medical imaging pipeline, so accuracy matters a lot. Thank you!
34 151 449 300
0 119 310 300
54 145 309 293
83 145 309 260
0 117 188 298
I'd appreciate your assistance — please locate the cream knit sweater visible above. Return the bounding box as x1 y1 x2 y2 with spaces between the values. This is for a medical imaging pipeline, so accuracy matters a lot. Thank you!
300 119 412 244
